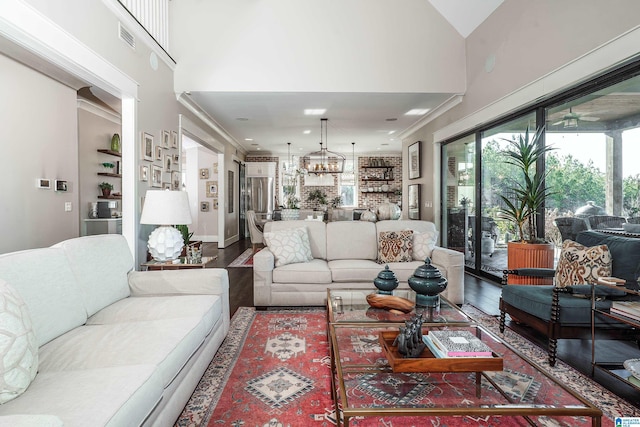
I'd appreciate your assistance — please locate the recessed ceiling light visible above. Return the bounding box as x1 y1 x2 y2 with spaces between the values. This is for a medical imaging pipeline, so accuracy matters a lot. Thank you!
236 117 249 121
388 130 396 135
405 109 430 116
385 118 397 122
244 138 254 141
303 130 311 134
404 108 430 116
256 147 261 150
304 109 326 115
376 147 381 150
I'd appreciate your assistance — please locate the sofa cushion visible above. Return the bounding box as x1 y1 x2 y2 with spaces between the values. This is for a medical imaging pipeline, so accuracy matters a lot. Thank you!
0 280 38 404
412 230 438 261
53 235 133 317
377 230 413 263
501 285 620 326
265 220 327 260
0 415 63 427
576 230 640 282
0 248 86 347
329 259 383 282
38 316 208 389
555 239 611 288
264 227 313 267
326 222 377 261
272 259 332 284
376 220 438 236
0 365 162 427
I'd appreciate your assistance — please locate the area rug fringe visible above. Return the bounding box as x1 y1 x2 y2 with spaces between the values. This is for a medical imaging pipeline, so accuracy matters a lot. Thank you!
177 305 639 426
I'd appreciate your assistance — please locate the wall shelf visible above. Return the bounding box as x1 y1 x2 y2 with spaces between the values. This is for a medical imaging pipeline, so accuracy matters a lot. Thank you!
362 178 394 182
97 172 121 178
362 165 394 169
97 149 122 157
98 195 122 200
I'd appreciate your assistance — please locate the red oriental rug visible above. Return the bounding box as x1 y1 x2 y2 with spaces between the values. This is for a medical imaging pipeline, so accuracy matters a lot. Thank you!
176 306 640 427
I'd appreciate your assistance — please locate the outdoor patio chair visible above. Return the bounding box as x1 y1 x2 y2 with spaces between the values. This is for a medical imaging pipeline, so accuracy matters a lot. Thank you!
587 215 627 230
553 216 589 242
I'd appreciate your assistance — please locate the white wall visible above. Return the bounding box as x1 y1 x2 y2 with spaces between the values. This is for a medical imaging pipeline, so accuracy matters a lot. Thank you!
170 0 466 94
401 0 640 224
0 53 78 253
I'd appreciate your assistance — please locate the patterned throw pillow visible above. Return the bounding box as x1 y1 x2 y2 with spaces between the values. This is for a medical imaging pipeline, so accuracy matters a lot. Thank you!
0 279 38 404
377 230 413 264
264 227 313 267
555 239 612 288
412 230 438 261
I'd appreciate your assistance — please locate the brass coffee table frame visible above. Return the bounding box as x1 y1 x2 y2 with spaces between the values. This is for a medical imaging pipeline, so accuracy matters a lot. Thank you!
326 289 602 427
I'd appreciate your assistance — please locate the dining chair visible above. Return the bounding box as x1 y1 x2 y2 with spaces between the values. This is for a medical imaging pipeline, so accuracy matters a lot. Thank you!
246 210 264 251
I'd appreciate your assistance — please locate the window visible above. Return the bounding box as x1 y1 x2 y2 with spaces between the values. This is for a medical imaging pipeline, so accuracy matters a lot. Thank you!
339 159 357 207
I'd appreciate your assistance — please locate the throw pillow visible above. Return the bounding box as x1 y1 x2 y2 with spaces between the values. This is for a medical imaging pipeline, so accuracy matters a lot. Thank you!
264 227 313 267
555 239 612 288
412 230 438 261
377 230 413 264
0 279 38 404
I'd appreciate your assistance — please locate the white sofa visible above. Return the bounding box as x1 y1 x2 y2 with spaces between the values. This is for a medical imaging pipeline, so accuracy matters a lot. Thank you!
0 235 229 427
254 220 464 306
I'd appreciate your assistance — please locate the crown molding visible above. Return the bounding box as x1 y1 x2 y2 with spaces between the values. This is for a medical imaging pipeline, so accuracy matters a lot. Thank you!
398 94 464 140
77 98 121 124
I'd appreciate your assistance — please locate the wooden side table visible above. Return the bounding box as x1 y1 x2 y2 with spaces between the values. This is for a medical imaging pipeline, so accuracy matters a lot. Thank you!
141 256 216 271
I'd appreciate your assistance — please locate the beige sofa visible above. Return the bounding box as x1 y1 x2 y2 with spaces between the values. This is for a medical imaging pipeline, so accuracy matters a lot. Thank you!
0 235 229 427
254 220 464 306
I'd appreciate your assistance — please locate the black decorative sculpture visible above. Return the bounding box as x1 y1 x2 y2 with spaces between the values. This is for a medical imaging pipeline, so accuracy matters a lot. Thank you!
392 314 425 357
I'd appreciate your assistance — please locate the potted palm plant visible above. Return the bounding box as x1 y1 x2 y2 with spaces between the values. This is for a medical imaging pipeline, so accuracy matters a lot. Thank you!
498 125 556 284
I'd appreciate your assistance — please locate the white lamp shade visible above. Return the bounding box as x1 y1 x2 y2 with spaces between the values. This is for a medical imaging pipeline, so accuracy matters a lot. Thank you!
140 190 192 225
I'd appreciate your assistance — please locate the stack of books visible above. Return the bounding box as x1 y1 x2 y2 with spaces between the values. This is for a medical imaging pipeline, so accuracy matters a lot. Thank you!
423 330 493 358
610 301 640 321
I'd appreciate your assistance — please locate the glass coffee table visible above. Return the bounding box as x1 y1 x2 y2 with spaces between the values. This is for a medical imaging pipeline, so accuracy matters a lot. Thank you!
327 288 471 325
326 289 602 427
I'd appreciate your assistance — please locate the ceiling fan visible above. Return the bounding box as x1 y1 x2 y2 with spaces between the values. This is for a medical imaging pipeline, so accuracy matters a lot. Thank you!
552 107 600 128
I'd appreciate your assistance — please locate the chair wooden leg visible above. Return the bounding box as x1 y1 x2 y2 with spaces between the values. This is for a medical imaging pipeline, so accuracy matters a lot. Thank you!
499 310 506 333
548 338 557 367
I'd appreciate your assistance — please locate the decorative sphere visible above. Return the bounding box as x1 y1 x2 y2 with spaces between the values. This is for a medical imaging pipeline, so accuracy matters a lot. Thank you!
376 203 401 221
360 210 377 222
408 257 447 307
148 226 184 261
373 265 399 294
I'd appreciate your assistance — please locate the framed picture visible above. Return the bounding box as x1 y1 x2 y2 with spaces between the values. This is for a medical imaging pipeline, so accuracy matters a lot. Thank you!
171 171 180 190
408 141 421 179
171 131 178 148
408 184 420 220
151 165 162 187
162 182 171 190
206 181 217 197
142 132 153 162
164 154 172 171
162 130 170 149
212 198 218 210
200 201 210 212
154 144 163 161
200 168 210 179
172 153 180 164
140 165 149 182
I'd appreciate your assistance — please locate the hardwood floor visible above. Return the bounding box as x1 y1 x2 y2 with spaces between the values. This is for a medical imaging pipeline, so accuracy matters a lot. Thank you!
205 239 640 409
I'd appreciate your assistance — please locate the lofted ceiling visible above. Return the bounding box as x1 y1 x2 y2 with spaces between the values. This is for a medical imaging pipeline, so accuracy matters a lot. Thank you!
185 1 504 155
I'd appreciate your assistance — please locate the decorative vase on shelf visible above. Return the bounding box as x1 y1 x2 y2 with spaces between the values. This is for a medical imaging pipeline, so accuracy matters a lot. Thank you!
373 265 399 295
408 257 447 307
110 133 120 152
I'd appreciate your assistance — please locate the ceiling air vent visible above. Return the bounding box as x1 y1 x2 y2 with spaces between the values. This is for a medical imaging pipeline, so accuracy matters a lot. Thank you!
118 22 135 50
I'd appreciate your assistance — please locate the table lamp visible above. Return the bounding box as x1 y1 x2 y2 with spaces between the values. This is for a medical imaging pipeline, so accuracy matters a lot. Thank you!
140 190 192 261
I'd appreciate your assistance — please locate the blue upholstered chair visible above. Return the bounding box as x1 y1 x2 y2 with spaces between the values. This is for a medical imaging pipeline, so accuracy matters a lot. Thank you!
500 230 640 366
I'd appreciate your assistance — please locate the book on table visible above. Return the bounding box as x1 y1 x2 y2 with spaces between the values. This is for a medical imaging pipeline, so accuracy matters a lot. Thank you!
611 301 640 316
423 330 493 357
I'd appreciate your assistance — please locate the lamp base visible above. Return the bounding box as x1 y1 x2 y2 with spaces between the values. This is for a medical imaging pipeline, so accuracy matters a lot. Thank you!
147 225 184 261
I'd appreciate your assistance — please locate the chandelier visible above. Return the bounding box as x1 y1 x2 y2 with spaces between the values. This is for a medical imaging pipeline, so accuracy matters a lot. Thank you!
302 118 346 174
